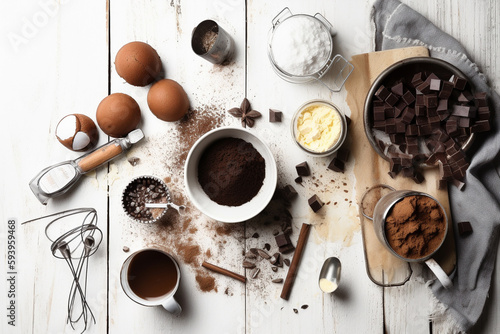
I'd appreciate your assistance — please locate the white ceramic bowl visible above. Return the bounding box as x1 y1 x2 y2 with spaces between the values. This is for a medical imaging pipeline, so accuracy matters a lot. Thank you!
184 127 277 223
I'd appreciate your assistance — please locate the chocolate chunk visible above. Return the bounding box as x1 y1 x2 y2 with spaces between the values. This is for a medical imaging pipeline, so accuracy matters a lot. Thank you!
436 99 448 112
328 157 345 172
294 176 302 184
375 85 391 101
402 91 415 105
411 72 425 87
384 107 395 118
474 92 488 107
385 92 399 106
415 105 426 117
401 107 415 124
279 244 295 254
457 91 473 103
269 109 283 122
391 82 404 96
269 252 281 266
457 221 473 236
394 101 406 117
477 107 490 120
405 124 419 136
439 81 454 99
452 105 475 118
308 194 324 212
471 120 490 133
373 107 385 121
412 171 425 184
283 185 298 201
275 233 291 248
424 94 438 108
395 120 406 134
416 81 431 94
264 243 271 251
373 121 386 131
296 161 310 176
429 78 441 92
418 124 433 136
385 118 397 134
336 147 350 163
415 94 425 106
451 75 467 90
458 117 471 128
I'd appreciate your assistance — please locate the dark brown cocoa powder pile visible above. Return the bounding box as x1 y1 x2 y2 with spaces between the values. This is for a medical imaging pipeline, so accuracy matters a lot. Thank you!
198 137 265 206
384 195 446 259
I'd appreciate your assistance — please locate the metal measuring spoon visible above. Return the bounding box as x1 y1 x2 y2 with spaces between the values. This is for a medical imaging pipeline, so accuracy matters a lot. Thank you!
145 202 186 213
318 257 341 293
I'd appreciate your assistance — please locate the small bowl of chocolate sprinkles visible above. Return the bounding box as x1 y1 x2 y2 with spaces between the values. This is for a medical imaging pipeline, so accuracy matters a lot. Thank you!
121 175 172 224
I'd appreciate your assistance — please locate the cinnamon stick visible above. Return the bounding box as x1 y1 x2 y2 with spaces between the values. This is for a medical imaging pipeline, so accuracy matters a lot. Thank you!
202 261 246 283
280 223 311 300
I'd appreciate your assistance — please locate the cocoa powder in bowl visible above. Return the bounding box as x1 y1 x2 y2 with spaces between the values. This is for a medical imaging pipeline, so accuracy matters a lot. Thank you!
384 195 446 260
197 137 265 206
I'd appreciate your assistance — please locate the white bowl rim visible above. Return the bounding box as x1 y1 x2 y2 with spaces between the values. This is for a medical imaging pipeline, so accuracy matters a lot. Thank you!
184 126 278 223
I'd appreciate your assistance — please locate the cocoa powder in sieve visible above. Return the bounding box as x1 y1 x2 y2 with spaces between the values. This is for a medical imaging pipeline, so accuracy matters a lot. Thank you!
384 195 446 259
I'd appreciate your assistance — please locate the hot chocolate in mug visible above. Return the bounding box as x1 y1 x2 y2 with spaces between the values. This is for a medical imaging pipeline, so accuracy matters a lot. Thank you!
120 248 182 315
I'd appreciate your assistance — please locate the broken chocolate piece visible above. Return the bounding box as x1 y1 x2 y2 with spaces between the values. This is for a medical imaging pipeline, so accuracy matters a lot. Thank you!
296 161 310 176
308 195 324 213
391 82 404 96
336 147 350 163
294 176 303 184
457 221 473 236
328 158 345 172
269 109 283 122
451 75 467 90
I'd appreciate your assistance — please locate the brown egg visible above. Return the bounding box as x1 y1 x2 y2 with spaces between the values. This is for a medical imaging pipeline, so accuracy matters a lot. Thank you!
96 93 141 138
115 41 162 86
147 79 190 122
56 114 99 151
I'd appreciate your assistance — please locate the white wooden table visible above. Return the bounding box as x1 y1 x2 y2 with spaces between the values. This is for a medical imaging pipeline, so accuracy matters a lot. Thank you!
1 1 499 333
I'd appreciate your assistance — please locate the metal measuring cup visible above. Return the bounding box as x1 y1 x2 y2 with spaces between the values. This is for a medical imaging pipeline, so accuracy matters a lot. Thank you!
372 190 453 289
191 20 234 64
121 175 185 224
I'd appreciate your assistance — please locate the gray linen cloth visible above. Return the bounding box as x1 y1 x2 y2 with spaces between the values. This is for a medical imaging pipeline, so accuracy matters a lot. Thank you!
373 0 500 331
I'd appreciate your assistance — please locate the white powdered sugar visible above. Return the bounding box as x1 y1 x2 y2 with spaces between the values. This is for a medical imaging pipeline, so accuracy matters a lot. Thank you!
271 16 331 76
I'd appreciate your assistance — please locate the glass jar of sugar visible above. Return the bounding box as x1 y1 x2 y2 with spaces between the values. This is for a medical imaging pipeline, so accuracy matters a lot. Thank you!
267 8 353 92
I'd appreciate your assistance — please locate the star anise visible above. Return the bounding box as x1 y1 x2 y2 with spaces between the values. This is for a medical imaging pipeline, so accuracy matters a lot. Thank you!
228 98 262 128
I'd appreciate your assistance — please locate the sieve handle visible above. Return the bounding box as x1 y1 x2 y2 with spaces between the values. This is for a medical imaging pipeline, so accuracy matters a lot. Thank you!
425 258 453 289
272 7 292 28
314 13 336 36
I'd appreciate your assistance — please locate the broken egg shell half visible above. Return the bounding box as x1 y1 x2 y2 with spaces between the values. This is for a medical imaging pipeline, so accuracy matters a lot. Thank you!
56 114 99 151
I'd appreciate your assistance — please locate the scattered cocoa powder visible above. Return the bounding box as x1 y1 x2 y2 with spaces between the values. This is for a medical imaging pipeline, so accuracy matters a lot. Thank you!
384 195 446 259
195 271 217 293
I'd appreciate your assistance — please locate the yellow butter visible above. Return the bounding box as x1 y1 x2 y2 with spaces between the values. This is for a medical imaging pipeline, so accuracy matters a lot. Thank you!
296 104 342 153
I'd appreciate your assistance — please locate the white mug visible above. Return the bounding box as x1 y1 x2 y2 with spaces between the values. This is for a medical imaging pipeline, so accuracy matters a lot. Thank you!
120 248 182 315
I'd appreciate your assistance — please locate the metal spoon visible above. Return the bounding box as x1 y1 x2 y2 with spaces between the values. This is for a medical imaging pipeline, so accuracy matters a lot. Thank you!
145 202 186 213
318 257 341 293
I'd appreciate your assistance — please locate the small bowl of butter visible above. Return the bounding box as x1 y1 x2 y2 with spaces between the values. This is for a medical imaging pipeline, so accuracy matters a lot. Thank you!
291 99 347 157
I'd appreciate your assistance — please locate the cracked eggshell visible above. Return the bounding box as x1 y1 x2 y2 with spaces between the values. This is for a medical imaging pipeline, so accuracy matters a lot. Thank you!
56 114 99 152
115 41 162 86
147 79 189 122
96 93 141 138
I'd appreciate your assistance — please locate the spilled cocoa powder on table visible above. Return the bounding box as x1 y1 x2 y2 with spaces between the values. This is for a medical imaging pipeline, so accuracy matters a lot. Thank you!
139 105 246 293
384 195 446 260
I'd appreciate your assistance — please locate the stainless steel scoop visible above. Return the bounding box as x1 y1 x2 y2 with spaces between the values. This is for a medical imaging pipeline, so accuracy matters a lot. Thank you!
29 129 144 204
319 257 341 293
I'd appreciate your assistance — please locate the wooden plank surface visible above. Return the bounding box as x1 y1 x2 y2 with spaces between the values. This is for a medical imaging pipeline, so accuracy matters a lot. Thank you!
0 1 498 334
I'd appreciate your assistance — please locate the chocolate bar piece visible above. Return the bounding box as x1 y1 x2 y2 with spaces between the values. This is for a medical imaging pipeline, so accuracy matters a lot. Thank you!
275 233 295 253
415 94 425 106
411 72 425 87
416 81 431 94
401 107 415 124
474 92 488 107
429 78 441 92
415 105 426 117
458 91 473 103
375 85 391 101
385 92 399 106
402 91 415 105
451 75 467 90
269 109 283 122
328 158 345 172
296 162 310 176
373 106 386 121
471 120 490 133
439 81 454 99
451 105 475 118
308 195 324 213
336 147 350 163
424 94 438 108
282 185 298 201
457 221 473 236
